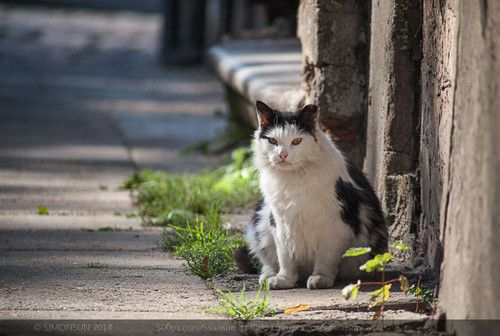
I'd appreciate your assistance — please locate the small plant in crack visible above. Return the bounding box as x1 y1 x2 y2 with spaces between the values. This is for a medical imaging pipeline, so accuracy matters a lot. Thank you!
167 209 244 279
37 205 49 215
341 242 411 320
206 280 275 320
408 276 438 314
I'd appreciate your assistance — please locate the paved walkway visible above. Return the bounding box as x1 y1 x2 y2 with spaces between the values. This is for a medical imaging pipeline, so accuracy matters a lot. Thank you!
0 4 224 319
0 5 426 328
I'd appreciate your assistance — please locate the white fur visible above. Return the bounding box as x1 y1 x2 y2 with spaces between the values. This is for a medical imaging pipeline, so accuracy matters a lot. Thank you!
249 122 370 289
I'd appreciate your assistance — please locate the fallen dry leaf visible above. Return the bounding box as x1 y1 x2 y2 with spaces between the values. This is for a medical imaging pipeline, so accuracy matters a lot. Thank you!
284 303 311 314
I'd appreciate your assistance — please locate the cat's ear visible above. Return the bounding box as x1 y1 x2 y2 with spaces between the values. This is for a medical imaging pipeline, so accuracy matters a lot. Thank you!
297 104 319 128
256 100 275 127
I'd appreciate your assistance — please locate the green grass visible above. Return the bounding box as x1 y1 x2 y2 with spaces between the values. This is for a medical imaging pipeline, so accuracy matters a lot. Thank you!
408 284 437 306
113 210 139 218
37 205 49 215
166 211 244 279
123 147 259 227
123 147 259 279
207 282 275 320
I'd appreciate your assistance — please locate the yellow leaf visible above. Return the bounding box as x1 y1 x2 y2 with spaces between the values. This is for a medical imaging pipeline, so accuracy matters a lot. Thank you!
284 304 311 314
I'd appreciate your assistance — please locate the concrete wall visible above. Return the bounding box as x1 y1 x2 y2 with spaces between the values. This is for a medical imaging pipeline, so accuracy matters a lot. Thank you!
364 0 421 260
298 0 368 168
420 0 457 269
439 0 500 325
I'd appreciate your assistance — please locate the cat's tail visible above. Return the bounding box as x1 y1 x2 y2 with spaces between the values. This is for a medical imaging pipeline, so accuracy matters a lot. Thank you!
234 245 259 274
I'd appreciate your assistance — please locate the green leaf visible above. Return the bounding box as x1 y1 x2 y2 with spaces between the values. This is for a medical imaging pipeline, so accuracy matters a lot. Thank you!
37 205 49 215
360 255 384 272
369 287 383 308
343 247 372 257
399 275 410 294
360 252 392 273
408 284 420 296
383 284 391 301
390 241 410 251
341 280 361 300
382 252 393 263
408 284 436 306
369 284 391 308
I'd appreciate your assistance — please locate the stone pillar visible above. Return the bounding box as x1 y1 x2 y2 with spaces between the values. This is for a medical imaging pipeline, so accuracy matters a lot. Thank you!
439 0 500 327
420 0 457 269
364 0 422 257
159 0 206 65
204 0 227 49
298 0 369 168
231 0 248 35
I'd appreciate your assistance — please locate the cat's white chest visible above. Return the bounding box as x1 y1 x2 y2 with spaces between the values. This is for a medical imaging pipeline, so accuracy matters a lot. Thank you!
263 172 337 220
272 183 314 220
261 171 341 259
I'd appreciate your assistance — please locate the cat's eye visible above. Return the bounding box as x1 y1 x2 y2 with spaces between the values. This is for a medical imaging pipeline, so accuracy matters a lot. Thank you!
267 137 278 145
291 138 303 145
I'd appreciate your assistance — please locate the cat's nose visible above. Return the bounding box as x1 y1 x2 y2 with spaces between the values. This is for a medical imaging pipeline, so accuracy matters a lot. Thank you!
279 150 288 159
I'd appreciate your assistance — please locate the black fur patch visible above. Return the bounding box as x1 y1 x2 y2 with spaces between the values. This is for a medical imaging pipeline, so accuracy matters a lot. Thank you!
250 199 264 244
250 199 264 227
335 164 388 254
234 245 259 274
346 164 387 254
269 212 276 227
237 199 267 274
258 110 316 140
335 178 363 236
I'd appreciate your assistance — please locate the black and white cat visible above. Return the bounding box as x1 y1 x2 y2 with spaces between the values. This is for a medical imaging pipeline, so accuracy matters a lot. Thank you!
242 101 387 290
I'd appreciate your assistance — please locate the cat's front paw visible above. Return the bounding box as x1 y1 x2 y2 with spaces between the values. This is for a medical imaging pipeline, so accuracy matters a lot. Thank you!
258 272 276 285
306 275 334 289
267 275 296 289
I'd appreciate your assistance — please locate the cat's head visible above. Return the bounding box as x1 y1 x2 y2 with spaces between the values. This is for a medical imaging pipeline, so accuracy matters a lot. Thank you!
253 100 320 171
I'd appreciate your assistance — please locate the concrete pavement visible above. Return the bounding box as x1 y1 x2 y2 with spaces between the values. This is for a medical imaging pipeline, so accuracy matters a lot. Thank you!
0 4 224 319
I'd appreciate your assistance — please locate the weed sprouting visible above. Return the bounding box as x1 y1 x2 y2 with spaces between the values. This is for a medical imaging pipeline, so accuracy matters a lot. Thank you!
123 147 258 280
123 147 259 227
342 242 413 319
37 205 49 215
167 211 244 279
408 279 438 314
207 281 275 320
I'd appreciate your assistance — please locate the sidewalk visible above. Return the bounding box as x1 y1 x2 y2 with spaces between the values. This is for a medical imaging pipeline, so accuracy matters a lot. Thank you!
0 4 224 319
